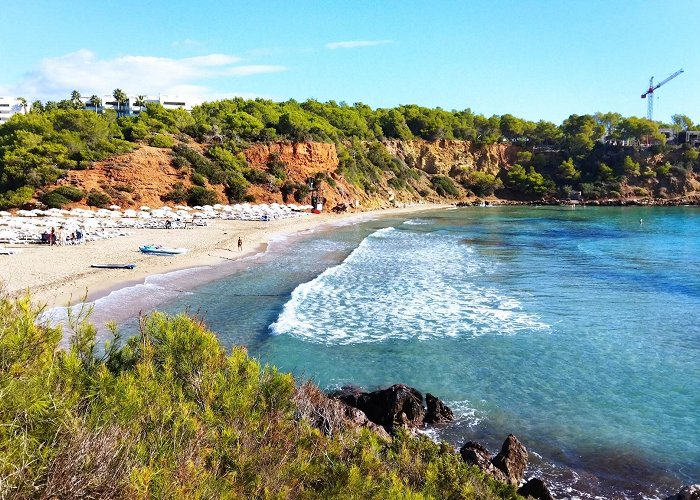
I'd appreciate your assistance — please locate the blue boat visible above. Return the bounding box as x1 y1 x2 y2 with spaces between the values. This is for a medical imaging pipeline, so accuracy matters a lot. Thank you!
139 244 188 256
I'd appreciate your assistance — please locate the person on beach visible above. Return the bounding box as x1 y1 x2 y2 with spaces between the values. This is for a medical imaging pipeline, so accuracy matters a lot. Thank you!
238 236 243 252
50 227 56 246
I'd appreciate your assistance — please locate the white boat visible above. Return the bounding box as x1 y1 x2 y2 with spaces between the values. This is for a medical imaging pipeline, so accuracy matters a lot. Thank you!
139 244 188 256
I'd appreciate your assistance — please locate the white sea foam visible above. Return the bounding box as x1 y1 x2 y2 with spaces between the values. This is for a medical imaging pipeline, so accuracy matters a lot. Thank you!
402 218 430 226
269 227 549 344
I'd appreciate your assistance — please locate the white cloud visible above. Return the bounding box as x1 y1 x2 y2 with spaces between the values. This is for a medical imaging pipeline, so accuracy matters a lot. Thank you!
4 49 287 103
325 40 391 49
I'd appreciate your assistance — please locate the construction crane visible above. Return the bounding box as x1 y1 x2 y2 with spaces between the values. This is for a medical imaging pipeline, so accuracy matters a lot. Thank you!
641 68 683 121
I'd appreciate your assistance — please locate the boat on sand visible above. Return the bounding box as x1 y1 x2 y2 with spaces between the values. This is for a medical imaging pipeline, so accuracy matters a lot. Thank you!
91 263 136 269
139 244 188 256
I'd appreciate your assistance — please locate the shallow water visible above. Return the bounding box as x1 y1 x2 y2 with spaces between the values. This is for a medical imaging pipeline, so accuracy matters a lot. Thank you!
82 207 700 498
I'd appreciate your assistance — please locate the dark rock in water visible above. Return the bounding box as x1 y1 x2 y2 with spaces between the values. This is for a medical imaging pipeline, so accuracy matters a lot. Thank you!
424 393 454 424
517 478 555 500
338 402 391 441
330 385 365 409
331 384 426 432
459 441 491 465
491 434 528 486
666 484 700 500
459 441 507 482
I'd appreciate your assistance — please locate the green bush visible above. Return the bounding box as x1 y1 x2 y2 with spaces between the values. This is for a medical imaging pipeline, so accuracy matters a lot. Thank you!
162 183 188 203
224 172 250 202
294 183 310 203
463 171 503 197
148 133 176 148
431 175 460 197
53 185 85 201
86 190 111 207
171 155 189 169
41 191 71 208
191 172 207 187
244 168 269 185
0 186 34 209
267 153 287 181
187 186 220 206
0 295 519 499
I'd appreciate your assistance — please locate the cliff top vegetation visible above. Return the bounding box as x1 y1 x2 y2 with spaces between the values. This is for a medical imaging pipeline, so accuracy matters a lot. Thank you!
1 95 699 209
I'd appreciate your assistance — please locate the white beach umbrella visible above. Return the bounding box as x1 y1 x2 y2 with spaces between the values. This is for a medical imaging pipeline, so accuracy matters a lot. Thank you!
140 205 151 212
17 210 37 217
109 205 121 210
0 211 11 217
213 204 224 210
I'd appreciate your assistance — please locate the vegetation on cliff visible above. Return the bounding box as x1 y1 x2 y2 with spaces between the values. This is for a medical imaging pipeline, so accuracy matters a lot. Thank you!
0 295 518 499
1 95 699 209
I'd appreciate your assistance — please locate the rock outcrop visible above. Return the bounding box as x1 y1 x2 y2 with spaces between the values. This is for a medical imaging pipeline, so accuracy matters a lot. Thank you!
459 441 507 482
293 381 390 440
459 434 535 488
244 141 339 173
330 384 453 433
517 478 555 500
383 139 518 177
492 434 529 486
666 484 700 500
424 392 454 424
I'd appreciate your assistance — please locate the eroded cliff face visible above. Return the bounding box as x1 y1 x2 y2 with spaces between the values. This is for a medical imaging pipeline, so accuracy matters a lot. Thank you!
244 142 339 173
383 139 518 176
48 139 516 211
243 141 364 208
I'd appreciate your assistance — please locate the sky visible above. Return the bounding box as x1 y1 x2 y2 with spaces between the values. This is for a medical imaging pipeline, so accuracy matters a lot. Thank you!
0 0 698 125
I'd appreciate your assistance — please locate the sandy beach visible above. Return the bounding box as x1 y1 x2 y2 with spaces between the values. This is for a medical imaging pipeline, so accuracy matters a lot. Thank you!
1 204 447 308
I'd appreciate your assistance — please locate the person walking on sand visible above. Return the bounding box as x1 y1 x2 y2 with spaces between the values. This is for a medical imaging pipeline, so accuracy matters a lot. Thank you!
237 236 243 252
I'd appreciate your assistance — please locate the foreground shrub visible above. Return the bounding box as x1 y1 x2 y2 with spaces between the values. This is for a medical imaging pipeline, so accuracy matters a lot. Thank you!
0 296 517 499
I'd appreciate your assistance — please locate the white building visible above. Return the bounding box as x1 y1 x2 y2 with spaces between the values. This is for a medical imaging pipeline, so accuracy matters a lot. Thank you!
99 94 192 116
0 97 26 123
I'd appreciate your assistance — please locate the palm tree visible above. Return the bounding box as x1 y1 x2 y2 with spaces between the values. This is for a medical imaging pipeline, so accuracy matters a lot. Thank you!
70 90 84 110
134 95 147 114
16 97 28 114
112 88 128 117
87 95 102 113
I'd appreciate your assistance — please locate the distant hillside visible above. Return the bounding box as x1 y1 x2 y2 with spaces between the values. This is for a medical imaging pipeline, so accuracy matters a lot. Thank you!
1 100 699 210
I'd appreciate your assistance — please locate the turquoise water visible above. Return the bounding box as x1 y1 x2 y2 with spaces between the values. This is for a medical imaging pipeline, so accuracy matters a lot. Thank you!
126 207 699 497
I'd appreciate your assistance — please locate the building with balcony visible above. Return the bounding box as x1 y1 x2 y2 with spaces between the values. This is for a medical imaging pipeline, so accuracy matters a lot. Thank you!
0 97 25 123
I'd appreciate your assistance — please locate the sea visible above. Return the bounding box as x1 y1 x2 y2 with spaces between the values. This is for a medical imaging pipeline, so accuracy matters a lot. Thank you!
56 206 700 499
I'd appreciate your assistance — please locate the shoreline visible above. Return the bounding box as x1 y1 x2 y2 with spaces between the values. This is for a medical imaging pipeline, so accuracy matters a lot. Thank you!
2 204 449 308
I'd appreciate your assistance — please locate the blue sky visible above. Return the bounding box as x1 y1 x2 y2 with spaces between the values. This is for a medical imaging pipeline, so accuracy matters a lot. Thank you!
1 1 698 124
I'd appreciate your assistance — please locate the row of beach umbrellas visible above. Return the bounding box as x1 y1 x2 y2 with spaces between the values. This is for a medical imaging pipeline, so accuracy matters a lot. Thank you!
0 203 313 245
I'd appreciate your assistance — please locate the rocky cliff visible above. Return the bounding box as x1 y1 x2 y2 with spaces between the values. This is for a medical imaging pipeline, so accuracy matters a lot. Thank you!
45 139 526 211
383 139 519 176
